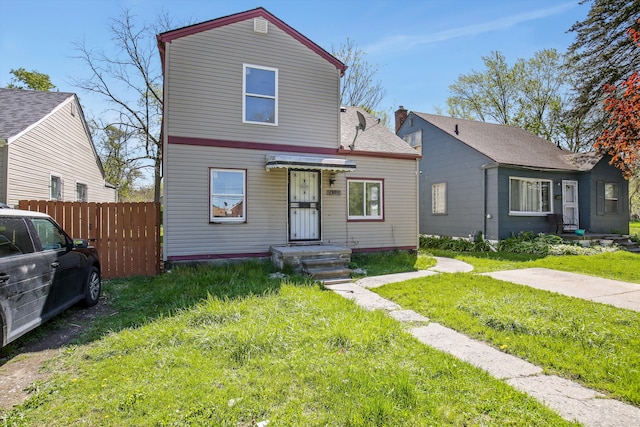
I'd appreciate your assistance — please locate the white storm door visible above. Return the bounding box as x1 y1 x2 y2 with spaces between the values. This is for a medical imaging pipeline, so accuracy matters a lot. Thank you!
562 180 579 230
289 170 320 241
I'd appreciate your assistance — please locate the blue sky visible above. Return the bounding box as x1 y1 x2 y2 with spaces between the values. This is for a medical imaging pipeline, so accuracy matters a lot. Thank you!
0 0 588 120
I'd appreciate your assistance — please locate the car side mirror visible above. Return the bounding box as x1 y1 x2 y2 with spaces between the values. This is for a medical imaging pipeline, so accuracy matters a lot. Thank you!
73 239 89 248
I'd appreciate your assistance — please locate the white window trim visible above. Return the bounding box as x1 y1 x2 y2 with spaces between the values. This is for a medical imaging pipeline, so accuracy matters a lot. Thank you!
347 178 384 220
509 177 553 216
242 64 278 126
50 174 63 201
604 182 619 214
432 182 447 215
210 168 246 223
76 181 88 202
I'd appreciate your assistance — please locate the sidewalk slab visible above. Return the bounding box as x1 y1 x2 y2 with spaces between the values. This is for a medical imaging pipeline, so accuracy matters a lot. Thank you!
484 268 640 311
354 270 438 288
324 282 401 311
507 375 640 427
411 323 542 379
429 256 475 273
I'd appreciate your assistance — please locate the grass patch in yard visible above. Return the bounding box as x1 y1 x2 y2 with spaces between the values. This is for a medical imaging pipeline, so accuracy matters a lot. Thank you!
350 250 436 276
425 249 640 283
375 273 640 405
631 221 640 237
1 263 575 426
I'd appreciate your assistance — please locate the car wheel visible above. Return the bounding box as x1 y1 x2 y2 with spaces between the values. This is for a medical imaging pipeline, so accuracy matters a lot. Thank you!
82 266 101 307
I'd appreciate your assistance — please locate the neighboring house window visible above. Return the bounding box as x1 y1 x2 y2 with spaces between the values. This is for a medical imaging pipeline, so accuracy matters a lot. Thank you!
50 175 62 200
605 182 619 214
243 64 277 125
210 168 246 223
76 183 88 202
348 179 383 220
402 130 422 148
432 182 447 214
509 177 552 214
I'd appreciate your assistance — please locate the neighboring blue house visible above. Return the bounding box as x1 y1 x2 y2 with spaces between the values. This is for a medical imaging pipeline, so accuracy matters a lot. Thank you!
395 107 629 240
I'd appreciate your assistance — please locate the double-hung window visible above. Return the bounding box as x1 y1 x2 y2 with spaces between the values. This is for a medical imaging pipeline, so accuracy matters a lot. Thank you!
210 168 246 223
243 64 277 125
76 183 88 202
604 183 619 214
348 179 383 220
432 182 447 214
50 175 62 200
509 177 552 215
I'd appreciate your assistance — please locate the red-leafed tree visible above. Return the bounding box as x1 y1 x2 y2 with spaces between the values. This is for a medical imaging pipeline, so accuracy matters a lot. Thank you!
595 22 640 179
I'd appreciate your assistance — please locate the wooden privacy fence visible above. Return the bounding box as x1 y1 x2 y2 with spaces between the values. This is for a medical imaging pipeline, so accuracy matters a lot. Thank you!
18 200 161 279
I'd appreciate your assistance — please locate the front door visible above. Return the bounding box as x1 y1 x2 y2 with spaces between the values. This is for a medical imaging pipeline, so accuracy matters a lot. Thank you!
289 170 320 241
562 180 579 231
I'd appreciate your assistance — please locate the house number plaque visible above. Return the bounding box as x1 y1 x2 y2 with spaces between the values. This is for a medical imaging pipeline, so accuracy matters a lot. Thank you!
326 190 341 196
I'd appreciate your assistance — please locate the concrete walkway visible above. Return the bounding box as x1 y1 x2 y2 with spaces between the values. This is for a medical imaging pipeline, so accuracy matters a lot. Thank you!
325 257 640 427
485 268 640 312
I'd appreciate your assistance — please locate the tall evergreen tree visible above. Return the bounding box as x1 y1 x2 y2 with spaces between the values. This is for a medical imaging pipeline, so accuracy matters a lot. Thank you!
565 0 640 145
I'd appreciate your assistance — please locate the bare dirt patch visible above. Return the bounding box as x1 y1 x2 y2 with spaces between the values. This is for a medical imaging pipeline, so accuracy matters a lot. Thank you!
0 301 114 411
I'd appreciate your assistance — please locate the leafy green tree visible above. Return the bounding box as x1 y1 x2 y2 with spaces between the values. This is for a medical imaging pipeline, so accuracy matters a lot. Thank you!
565 0 640 146
92 122 144 200
6 68 55 91
446 49 572 149
332 38 387 111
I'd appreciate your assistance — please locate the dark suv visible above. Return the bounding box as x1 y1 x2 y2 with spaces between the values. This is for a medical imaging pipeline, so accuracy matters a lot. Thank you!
0 209 101 347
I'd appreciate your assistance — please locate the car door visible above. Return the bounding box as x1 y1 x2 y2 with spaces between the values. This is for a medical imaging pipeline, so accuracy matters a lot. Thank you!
0 217 54 345
29 218 85 314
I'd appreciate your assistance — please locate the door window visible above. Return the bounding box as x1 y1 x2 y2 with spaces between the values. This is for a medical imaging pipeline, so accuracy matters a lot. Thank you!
31 218 68 251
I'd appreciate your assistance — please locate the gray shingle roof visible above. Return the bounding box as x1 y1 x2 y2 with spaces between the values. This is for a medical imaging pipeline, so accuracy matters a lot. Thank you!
0 88 75 140
413 112 600 171
341 106 418 157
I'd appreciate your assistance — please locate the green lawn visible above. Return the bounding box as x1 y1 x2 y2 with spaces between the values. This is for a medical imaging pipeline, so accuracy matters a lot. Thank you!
631 221 640 237
375 273 640 406
424 249 640 282
0 262 574 426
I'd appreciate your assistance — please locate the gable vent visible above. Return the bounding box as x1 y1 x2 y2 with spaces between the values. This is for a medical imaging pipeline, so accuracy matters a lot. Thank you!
254 18 268 34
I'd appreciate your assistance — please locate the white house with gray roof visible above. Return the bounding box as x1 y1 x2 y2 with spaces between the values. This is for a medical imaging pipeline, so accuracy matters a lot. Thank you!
157 8 420 267
0 88 116 207
396 108 629 240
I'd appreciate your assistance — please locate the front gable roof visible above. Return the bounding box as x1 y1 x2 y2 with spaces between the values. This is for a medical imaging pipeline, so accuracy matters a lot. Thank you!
0 88 74 142
0 88 107 178
157 7 346 76
341 106 419 158
412 112 596 171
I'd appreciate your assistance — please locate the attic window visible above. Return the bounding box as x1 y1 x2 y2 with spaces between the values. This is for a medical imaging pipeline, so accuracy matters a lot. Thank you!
254 18 268 34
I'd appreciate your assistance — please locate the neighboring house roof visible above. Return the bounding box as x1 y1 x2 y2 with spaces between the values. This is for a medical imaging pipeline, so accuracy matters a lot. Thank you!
341 106 419 158
157 7 347 76
0 88 108 178
0 88 75 141
413 112 602 171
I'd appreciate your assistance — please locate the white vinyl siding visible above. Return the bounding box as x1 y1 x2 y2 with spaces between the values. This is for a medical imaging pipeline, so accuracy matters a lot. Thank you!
323 156 418 251
509 177 552 215
432 182 446 214
163 18 340 149
6 98 116 205
163 145 419 258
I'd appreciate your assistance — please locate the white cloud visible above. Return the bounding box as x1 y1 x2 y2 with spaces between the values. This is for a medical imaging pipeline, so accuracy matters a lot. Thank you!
365 2 576 55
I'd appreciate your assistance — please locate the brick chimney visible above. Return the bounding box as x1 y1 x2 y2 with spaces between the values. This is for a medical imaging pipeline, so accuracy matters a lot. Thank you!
394 105 408 133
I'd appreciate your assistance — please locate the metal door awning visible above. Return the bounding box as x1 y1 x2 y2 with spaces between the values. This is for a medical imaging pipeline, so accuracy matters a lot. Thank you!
266 154 356 171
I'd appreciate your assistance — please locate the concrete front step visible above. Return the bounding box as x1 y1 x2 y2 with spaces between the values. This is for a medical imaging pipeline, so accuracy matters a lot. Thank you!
305 267 352 281
302 257 349 269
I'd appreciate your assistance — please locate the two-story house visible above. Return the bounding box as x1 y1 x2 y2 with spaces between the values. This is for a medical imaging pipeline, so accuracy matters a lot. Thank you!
157 8 420 273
